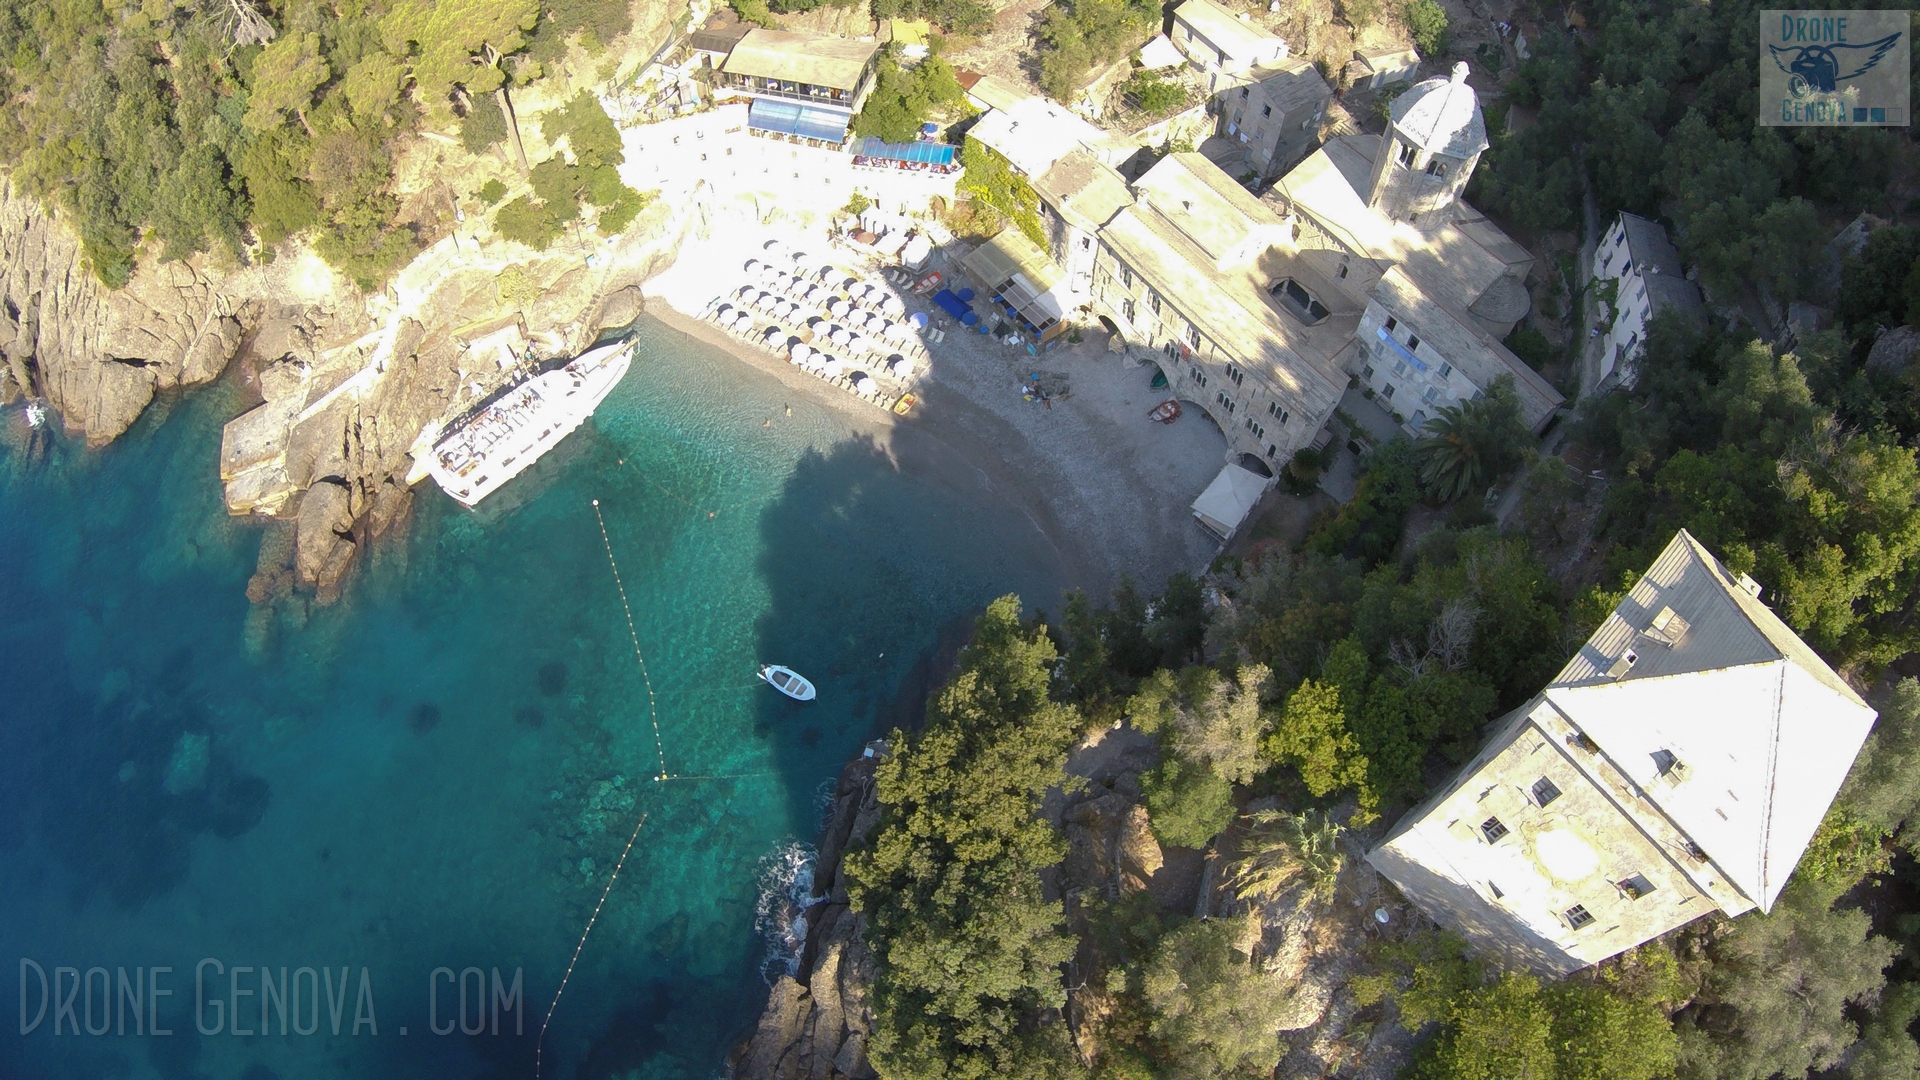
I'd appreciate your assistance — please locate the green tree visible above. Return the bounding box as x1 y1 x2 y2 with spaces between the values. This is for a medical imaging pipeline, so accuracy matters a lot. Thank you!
244 31 329 134
1264 678 1375 821
1675 880 1896 1079
1415 375 1533 504
959 137 1047 249
1141 919 1290 1078
854 49 967 143
1124 71 1187 113
1403 0 1448 56
1142 755 1236 849
381 0 538 106
236 132 322 247
1305 438 1422 565
1417 973 1556 1080
341 52 409 125
844 597 1085 1080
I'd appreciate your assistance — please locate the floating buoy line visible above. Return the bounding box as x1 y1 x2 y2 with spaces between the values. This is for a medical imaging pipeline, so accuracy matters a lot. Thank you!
535 496 779 1079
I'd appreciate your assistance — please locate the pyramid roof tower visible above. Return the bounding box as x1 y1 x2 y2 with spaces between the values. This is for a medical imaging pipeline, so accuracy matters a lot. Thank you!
1540 530 1874 911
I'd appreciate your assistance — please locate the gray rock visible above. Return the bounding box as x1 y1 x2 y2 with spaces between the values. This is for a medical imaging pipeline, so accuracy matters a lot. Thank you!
294 481 354 588
1868 325 1920 376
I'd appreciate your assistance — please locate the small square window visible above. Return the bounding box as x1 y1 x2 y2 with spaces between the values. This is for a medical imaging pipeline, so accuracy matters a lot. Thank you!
1480 816 1508 843
1337 263 1349 279
1262 104 1272 117
1361 364 1375 380
1438 363 1453 379
1381 384 1395 399
1383 316 1398 333
1531 778 1561 806
1406 335 1421 351
1618 874 1656 899
1565 904 1594 929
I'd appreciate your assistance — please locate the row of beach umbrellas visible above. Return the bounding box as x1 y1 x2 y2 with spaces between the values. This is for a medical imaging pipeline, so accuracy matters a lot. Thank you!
703 301 914 392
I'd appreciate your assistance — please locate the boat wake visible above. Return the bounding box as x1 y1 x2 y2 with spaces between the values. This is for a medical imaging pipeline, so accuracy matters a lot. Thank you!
753 839 821 985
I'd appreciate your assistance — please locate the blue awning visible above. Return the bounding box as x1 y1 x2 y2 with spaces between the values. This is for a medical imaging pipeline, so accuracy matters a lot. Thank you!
932 289 973 321
1376 326 1426 370
851 137 956 165
749 98 851 143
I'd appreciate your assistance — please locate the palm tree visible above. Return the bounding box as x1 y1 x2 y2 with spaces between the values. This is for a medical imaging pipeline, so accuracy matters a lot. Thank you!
1414 375 1532 503
1225 809 1345 906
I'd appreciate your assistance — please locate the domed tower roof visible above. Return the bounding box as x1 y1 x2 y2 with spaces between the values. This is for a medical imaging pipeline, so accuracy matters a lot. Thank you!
1389 61 1488 160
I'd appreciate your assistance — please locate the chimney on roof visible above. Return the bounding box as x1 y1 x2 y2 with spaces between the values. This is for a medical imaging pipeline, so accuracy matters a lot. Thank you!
1738 573 1763 599
1450 61 1470 84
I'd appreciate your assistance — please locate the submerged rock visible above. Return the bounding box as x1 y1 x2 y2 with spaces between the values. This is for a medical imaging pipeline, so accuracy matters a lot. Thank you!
162 732 210 795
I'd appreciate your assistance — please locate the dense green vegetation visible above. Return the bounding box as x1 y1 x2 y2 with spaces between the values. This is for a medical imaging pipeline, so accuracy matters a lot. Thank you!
870 0 991 36
843 597 1084 1079
1034 0 1158 102
0 0 632 289
1121 70 1189 115
957 137 1048 248
1469 0 1911 303
492 91 649 249
853 47 968 144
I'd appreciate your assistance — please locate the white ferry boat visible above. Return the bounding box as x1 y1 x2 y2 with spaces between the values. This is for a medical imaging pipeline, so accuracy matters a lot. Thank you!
426 338 634 509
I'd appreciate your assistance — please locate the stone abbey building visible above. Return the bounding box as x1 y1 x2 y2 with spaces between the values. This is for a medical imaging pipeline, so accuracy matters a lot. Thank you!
1367 531 1877 974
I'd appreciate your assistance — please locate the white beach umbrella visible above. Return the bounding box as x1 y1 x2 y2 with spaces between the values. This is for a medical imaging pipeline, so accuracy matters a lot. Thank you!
743 258 762 274
882 296 906 316
829 327 850 346
762 326 783 346
710 303 733 322
888 355 914 379
821 357 846 378
733 311 754 332
833 300 854 318
734 285 754 300
849 371 875 395
803 353 825 373
790 343 812 364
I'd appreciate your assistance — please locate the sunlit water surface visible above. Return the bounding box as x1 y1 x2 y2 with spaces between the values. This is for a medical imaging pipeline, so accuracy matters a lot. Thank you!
0 316 1064 1079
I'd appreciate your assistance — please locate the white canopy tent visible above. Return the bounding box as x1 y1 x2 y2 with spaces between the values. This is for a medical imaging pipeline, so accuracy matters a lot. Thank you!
1191 463 1269 541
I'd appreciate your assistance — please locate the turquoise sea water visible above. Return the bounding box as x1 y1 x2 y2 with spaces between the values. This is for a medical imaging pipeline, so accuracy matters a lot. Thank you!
0 317 1066 1080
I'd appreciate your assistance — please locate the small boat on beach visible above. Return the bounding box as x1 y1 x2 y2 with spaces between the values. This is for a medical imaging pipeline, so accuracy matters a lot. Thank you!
759 664 816 701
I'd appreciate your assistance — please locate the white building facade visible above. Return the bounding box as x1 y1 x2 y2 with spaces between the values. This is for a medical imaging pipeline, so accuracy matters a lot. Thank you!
1591 212 1707 390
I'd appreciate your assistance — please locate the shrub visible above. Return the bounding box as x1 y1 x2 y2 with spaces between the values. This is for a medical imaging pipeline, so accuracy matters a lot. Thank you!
493 196 564 249
1124 71 1189 114
1504 325 1553 370
479 178 508 204
1404 0 1449 56
1142 756 1236 849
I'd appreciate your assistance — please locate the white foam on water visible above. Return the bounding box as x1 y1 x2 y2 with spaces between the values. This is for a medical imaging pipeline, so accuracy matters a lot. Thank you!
753 838 821 984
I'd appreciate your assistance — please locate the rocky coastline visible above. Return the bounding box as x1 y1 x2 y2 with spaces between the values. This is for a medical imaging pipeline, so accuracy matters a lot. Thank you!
731 749 886 1080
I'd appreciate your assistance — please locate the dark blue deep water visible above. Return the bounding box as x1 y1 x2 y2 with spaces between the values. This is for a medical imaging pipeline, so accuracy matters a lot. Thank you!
0 316 1065 1080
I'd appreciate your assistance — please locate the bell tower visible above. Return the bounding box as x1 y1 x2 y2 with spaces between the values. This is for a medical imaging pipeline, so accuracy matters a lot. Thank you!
1366 62 1489 230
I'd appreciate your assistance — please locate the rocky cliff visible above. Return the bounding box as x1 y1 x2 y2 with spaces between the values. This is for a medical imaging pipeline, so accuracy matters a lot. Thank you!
732 721 1428 1080
732 750 885 1080
0 178 254 443
222 195 690 609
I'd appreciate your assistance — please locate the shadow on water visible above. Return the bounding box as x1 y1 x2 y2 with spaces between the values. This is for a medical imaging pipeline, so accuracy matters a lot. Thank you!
570 410 1070 1076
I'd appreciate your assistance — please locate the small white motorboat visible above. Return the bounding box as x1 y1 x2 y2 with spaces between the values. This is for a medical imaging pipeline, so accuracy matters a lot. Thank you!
759 664 816 701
